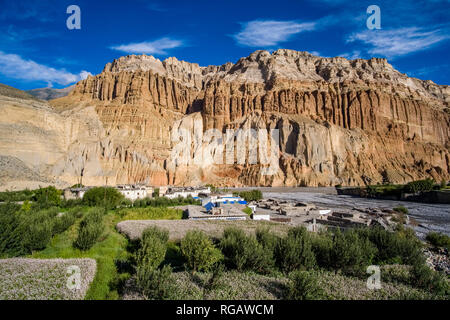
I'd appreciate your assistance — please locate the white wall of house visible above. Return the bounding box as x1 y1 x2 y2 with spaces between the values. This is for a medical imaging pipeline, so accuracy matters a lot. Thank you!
166 191 199 199
118 189 147 201
252 214 271 221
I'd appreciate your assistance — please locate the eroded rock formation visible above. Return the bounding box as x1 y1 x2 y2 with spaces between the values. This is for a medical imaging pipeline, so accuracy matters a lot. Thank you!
1 49 449 188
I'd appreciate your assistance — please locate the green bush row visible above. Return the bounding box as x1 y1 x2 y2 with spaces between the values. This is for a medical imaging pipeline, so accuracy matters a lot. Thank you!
132 224 448 299
135 226 176 299
73 208 105 250
0 203 82 256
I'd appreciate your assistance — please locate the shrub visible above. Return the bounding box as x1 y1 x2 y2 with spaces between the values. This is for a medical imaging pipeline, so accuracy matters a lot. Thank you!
311 232 333 268
73 208 104 250
33 186 62 207
255 227 279 253
219 227 273 273
61 198 83 208
329 229 376 275
20 208 59 252
0 203 26 257
52 211 77 235
141 226 169 243
393 205 409 214
275 227 316 273
82 187 124 209
242 207 253 215
119 198 133 208
357 227 423 265
20 200 32 213
403 179 434 194
181 230 223 272
136 264 176 300
136 227 169 269
426 232 450 249
287 271 325 300
0 189 34 202
411 263 449 297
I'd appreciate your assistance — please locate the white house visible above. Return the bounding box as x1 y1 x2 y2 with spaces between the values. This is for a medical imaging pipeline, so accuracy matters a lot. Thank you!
116 185 149 201
201 194 246 206
165 186 211 199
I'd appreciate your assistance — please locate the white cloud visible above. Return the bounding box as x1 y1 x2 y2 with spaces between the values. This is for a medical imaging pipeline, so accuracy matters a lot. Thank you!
79 70 93 80
338 50 362 60
347 27 449 59
233 20 316 47
0 51 90 86
110 37 183 55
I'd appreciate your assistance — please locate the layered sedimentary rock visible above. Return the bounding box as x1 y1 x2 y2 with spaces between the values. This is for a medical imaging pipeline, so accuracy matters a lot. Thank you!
1 49 449 188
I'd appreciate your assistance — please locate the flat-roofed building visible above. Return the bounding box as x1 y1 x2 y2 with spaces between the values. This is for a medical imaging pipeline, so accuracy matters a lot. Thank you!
116 185 148 201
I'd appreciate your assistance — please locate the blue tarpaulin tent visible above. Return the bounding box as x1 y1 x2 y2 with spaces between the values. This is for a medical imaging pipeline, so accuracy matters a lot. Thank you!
204 202 215 211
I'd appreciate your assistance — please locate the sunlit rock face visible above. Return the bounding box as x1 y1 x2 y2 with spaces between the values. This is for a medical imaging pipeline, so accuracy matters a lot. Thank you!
1 49 449 189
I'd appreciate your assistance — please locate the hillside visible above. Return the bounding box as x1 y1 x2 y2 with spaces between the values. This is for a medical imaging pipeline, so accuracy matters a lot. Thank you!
0 83 41 101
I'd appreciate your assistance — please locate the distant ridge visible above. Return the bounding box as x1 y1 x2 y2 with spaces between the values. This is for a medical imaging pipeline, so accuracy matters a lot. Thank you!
27 85 75 100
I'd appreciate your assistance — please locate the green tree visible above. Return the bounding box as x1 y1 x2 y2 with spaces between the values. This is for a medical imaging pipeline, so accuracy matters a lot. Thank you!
82 187 124 209
275 227 316 273
135 226 169 269
21 210 57 252
0 203 26 257
329 229 376 275
181 230 223 272
33 186 62 207
219 227 274 273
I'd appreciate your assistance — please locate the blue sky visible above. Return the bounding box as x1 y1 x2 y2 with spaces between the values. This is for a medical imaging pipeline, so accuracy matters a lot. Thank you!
0 0 449 90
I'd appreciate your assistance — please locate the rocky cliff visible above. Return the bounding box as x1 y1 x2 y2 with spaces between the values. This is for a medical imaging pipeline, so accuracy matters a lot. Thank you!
1 49 449 188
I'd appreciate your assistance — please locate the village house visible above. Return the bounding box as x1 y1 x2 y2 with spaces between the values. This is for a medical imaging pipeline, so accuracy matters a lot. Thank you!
63 187 90 200
165 186 211 199
201 194 247 211
116 185 152 201
64 184 153 201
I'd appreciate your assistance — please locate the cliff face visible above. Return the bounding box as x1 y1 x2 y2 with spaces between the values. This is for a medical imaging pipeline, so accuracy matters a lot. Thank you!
2 49 448 188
